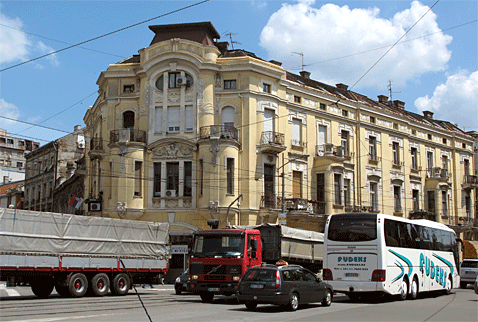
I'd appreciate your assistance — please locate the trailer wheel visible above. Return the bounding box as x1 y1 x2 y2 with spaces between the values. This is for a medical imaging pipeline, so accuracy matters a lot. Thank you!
91 273 110 297
199 291 214 303
111 273 130 296
31 280 54 298
68 273 88 298
55 284 71 297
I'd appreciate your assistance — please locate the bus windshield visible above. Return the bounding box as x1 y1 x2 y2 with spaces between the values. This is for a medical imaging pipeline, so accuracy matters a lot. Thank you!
192 234 245 258
328 214 377 242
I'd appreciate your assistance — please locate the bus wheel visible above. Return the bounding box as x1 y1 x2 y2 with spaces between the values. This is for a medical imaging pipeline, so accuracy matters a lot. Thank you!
445 275 452 295
408 278 418 300
399 279 408 301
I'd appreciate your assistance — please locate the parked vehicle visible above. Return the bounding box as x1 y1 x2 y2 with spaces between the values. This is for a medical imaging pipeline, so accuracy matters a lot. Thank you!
188 220 324 303
0 208 170 298
459 259 478 289
474 276 478 295
236 264 333 311
175 269 190 295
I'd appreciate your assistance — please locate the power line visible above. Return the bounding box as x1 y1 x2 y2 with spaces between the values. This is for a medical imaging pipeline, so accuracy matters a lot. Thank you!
0 0 210 73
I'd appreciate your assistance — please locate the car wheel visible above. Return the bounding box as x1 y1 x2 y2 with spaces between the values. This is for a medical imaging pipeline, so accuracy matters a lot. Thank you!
408 278 418 300
245 302 257 311
200 292 214 303
460 282 468 289
322 289 332 306
175 285 182 295
288 292 299 311
398 279 408 300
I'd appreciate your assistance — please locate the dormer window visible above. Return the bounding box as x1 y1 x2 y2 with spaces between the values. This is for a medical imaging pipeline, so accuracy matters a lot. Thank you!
123 84 135 93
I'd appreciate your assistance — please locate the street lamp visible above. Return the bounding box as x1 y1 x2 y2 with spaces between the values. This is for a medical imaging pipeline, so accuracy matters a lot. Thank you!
226 193 243 228
278 154 309 213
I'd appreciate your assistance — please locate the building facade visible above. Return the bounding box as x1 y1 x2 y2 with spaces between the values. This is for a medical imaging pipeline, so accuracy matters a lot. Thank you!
0 129 39 184
83 22 477 241
24 126 85 212
0 181 24 209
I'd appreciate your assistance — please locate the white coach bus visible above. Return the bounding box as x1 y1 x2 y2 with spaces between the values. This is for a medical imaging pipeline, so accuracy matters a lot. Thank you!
323 213 461 300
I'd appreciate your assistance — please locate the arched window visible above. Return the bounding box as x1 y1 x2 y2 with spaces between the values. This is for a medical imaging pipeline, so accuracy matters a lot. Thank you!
221 106 235 127
123 111 135 129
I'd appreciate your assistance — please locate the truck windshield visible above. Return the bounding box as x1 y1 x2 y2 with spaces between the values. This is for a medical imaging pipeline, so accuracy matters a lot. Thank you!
192 234 245 258
328 214 377 242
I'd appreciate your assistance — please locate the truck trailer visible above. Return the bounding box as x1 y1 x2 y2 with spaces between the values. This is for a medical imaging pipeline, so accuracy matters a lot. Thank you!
188 221 323 302
0 208 170 298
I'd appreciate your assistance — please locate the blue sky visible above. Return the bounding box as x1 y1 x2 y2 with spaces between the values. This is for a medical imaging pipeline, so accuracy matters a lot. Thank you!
0 0 477 145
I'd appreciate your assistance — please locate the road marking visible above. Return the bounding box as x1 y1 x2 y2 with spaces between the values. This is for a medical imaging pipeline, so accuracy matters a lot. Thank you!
0 284 20 297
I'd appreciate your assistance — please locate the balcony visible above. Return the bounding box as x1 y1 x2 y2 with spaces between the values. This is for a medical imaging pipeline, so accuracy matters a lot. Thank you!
463 175 478 188
368 153 381 164
199 125 239 142
258 131 286 154
284 198 309 211
426 167 450 181
88 138 105 160
260 195 280 210
291 139 307 151
110 129 146 145
316 144 352 159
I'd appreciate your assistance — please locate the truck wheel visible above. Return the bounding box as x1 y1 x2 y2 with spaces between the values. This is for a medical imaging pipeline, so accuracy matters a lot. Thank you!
31 280 54 298
111 273 130 296
68 273 88 298
55 284 71 297
91 273 110 297
200 292 214 303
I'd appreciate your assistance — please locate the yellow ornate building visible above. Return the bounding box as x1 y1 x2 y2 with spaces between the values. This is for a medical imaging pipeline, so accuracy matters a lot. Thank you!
83 22 477 244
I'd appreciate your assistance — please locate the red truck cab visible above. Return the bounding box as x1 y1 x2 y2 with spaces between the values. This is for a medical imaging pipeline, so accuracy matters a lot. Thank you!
189 225 262 302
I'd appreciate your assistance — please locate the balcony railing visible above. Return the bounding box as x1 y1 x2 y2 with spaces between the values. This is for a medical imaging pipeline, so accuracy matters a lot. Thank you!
260 195 280 209
464 175 478 185
291 139 307 149
199 125 239 141
284 198 309 211
110 129 146 144
316 144 352 158
368 153 381 162
426 167 449 180
90 138 104 151
259 131 286 154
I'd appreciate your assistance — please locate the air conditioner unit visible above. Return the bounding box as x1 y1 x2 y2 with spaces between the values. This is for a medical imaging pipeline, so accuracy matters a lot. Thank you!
176 77 187 86
165 190 177 197
324 143 334 155
78 142 85 148
89 202 102 212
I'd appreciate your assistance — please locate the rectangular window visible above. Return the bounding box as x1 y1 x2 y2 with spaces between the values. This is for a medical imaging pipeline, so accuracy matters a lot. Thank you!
441 190 448 217
427 191 435 213
155 107 162 133
411 147 418 170
169 72 181 89
292 171 302 199
17 162 23 168
442 155 448 170
224 80 236 89
341 130 349 157
412 189 419 211
154 162 161 197
292 118 301 146
226 158 234 194
184 161 192 197
369 136 377 160
294 96 301 103
316 173 325 214
427 151 434 176
185 106 193 132
370 116 376 123
263 83 271 93
411 129 416 135
199 159 204 195
334 173 342 205
394 185 401 213
428 133 432 140
7 139 13 144
392 142 400 165
123 84 135 93
167 162 179 192
18 141 24 146
344 179 350 207
442 138 447 145
393 123 399 130
134 161 142 197
168 106 180 132
319 103 326 110
370 182 378 211
342 109 348 117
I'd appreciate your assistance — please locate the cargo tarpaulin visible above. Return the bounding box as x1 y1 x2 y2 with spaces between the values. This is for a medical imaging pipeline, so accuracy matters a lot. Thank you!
0 208 169 259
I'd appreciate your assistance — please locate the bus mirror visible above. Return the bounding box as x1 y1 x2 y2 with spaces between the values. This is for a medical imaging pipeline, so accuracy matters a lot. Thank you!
250 239 257 251
457 238 464 252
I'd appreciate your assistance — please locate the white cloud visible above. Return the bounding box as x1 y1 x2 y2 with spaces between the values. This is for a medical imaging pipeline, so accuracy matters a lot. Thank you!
415 70 478 130
0 11 30 65
37 41 60 67
250 1 267 9
0 99 21 126
260 0 452 89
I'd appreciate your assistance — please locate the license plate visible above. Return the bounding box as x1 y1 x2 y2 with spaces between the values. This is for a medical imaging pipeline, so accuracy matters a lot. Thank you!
207 288 220 292
250 284 264 289
345 273 359 277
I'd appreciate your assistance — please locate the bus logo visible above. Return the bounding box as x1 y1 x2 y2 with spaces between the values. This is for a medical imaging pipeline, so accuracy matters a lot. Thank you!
419 253 452 288
338 256 367 263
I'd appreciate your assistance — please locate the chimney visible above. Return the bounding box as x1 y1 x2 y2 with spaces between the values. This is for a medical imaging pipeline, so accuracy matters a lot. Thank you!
269 60 282 67
377 95 388 104
423 111 434 120
74 125 82 132
393 100 405 109
215 41 229 55
336 83 348 91
300 71 311 79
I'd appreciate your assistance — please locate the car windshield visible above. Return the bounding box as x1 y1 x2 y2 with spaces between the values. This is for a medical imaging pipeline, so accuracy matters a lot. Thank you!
192 234 245 258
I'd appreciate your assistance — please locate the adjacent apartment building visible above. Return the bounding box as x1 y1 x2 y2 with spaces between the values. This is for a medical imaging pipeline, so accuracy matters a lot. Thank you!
82 22 477 241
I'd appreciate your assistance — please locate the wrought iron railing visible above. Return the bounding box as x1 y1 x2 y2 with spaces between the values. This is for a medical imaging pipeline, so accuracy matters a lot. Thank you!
90 138 103 150
110 129 146 144
199 125 239 141
260 131 285 146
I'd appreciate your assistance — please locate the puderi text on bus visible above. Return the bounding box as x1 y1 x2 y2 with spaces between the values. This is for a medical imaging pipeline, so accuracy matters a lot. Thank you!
419 253 447 288
338 256 367 263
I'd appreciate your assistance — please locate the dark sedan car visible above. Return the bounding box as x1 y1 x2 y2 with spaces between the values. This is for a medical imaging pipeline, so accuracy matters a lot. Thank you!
237 264 333 311
175 269 190 295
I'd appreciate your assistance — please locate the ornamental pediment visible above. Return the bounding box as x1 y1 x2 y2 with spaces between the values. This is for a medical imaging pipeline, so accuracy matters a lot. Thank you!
149 139 196 159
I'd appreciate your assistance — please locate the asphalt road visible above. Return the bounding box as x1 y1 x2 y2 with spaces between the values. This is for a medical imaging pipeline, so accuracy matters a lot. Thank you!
1 283 477 322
